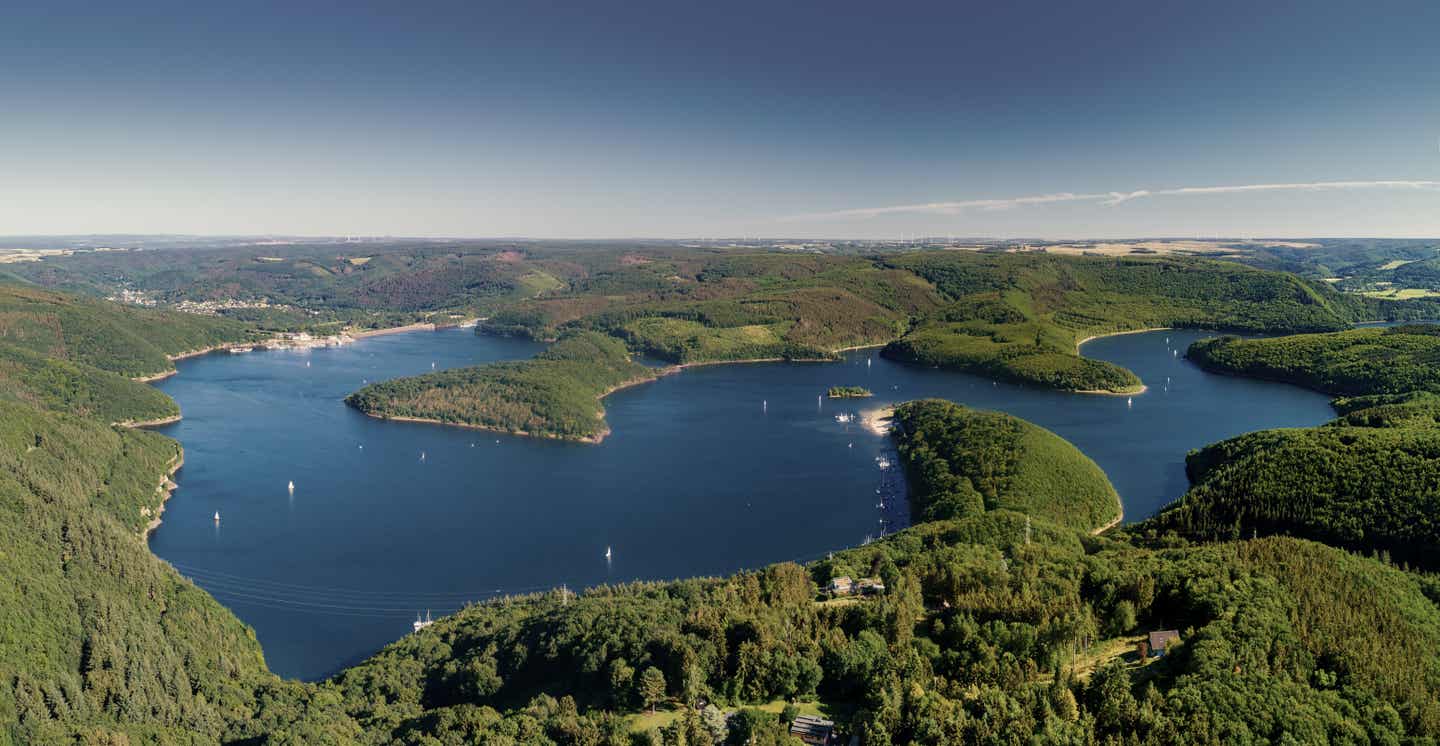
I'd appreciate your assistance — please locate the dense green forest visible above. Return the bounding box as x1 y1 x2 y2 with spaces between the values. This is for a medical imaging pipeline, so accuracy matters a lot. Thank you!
5 240 582 320
879 253 1364 393
892 400 1121 531
316 529 1440 745
0 282 251 379
0 342 179 424
0 290 353 744
7 257 1440 744
1147 395 1440 567
348 252 1373 432
1149 325 1440 565
12 243 1395 392
826 386 872 398
1188 325 1440 396
346 332 657 442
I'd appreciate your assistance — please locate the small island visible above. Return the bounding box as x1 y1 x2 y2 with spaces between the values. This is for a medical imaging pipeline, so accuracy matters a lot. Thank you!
827 385 873 399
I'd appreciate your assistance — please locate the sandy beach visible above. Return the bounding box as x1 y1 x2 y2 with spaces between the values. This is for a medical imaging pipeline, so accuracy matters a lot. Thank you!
1074 326 1173 353
1073 384 1149 396
349 322 437 338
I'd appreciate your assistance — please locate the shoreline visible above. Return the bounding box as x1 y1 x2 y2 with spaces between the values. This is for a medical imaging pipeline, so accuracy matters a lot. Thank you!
1072 327 1173 396
864 402 1124 535
131 320 465 382
115 413 183 428
1073 384 1149 396
133 343 246 382
661 342 887 371
142 450 184 540
355 411 607 444
355 369 667 445
349 321 438 338
1074 327 1174 353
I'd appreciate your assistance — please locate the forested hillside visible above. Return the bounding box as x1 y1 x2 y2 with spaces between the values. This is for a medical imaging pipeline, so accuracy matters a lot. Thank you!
346 332 657 442
6 264 1440 744
1188 324 1440 396
12 244 1381 393
346 251 1369 437
1148 325 1440 565
0 342 179 424
0 288 353 744
0 282 251 379
880 253 1363 393
0 401 290 744
1148 396 1440 566
891 399 1121 531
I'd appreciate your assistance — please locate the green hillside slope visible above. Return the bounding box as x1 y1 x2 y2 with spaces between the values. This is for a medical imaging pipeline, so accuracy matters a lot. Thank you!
0 283 250 379
1188 324 1440 396
892 399 1121 531
347 331 657 442
882 253 1361 393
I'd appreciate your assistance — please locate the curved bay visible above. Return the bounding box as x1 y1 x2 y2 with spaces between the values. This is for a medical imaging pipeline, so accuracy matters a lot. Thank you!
149 327 1333 680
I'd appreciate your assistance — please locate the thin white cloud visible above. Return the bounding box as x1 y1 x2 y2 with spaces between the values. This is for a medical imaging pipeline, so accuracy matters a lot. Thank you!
784 180 1440 221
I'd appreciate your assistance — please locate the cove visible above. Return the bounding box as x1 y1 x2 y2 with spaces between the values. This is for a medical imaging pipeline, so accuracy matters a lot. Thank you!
148 327 1334 680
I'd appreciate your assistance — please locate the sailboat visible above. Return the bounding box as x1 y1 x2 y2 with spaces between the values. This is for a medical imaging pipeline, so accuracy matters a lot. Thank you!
413 610 433 632
213 511 220 523
420 451 426 462
1127 396 1133 407
305 361 310 368
605 546 613 561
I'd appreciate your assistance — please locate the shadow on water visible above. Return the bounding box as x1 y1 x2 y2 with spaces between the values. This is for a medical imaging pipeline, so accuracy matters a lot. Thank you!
149 327 1334 679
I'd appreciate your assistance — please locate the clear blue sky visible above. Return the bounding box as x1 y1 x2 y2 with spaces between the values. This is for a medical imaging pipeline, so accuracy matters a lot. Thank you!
2 0 1438 238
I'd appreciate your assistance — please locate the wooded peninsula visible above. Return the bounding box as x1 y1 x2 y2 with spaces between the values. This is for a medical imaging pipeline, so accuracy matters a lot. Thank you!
4 244 1440 744
345 250 1371 441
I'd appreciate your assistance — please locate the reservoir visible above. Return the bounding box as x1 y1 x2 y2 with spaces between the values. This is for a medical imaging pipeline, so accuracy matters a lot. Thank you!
149 327 1334 680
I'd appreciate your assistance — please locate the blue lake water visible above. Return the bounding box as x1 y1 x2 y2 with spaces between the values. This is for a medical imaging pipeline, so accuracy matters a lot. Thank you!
149 327 1334 680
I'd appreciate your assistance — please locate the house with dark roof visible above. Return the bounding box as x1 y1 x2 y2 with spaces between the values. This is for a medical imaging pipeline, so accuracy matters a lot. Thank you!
1142 630 1180 658
789 715 838 745
854 577 886 595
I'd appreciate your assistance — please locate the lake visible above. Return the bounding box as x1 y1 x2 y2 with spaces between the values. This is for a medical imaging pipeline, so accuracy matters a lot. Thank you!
149 327 1334 680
